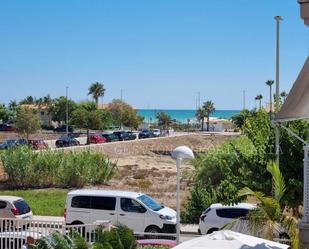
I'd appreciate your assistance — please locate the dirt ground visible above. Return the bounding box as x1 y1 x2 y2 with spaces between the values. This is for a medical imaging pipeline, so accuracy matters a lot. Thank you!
0 133 235 209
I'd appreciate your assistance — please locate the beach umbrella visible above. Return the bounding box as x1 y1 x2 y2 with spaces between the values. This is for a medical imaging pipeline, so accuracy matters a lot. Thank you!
173 230 289 249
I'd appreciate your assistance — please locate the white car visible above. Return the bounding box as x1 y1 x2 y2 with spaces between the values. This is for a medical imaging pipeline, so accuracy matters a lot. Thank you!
198 203 256 235
0 196 33 220
151 129 161 137
65 189 176 233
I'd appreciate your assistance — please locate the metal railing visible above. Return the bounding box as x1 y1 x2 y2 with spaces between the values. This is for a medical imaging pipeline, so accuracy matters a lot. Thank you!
0 218 111 249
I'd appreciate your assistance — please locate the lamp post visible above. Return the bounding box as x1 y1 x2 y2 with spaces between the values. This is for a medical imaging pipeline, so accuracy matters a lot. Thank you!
274 16 283 167
171 146 195 244
66 86 69 135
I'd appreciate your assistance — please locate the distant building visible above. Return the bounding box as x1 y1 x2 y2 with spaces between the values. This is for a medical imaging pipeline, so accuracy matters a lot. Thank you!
20 104 53 126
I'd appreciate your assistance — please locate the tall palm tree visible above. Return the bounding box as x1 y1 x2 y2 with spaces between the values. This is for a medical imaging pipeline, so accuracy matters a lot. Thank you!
203 101 215 132
256 94 263 109
238 161 299 248
196 107 206 131
88 82 106 106
266 80 274 119
281 91 288 103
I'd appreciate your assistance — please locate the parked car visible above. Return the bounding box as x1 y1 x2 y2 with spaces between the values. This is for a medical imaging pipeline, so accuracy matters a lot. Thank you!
15 139 28 146
138 129 155 139
151 129 161 137
198 203 256 235
28 140 48 150
100 132 119 142
55 136 80 148
89 134 107 144
0 124 14 132
0 196 33 220
113 131 131 141
0 140 17 150
126 131 137 140
65 189 176 233
53 125 74 133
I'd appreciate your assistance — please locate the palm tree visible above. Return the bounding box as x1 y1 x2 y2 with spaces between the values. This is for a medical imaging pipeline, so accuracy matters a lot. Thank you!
266 80 274 119
203 101 215 131
256 94 263 109
196 107 206 131
88 82 106 106
238 161 299 248
156 112 172 135
281 91 288 103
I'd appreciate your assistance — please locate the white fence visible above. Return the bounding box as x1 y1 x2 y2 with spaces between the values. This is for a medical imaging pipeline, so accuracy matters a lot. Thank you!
0 218 111 249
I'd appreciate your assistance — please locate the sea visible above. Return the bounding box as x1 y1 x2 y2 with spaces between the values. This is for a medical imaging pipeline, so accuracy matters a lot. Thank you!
137 109 240 124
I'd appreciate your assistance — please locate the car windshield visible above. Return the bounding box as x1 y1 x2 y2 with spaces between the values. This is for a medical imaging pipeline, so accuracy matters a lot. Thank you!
137 195 162 211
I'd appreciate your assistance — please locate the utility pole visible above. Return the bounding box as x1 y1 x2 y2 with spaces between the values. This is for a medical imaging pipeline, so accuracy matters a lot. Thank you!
243 90 246 110
66 86 69 135
275 16 283 167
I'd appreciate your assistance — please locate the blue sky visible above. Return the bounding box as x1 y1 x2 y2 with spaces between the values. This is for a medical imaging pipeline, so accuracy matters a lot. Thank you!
0 0 308 110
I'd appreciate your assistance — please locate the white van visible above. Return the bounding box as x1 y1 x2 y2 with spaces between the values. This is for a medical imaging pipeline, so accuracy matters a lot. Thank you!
65 189 176 233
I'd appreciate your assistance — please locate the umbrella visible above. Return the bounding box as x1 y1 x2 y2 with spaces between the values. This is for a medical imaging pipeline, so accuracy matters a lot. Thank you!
174 230 289 249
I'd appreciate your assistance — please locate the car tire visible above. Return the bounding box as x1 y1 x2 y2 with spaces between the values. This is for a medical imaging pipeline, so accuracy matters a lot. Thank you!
145 225 161 234
207 228 219 234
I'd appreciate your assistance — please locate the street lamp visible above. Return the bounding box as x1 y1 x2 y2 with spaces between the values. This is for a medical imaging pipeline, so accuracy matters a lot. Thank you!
66 86 69 135
171 146 195 244
274 16 283 167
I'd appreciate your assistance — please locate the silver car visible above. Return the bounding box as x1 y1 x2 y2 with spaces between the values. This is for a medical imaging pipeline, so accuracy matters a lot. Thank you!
0 196 33 220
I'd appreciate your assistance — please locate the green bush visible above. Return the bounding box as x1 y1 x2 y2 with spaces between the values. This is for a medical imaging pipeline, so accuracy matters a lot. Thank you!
0 146 118 188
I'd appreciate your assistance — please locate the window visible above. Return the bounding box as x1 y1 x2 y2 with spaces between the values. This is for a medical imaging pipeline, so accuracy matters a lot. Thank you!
41 111 45 115
121 198 146 213
0 201 7 209
13 199 31 214
216 208 249 219
137 195 162 211
71 196 91 209
92 197 116 210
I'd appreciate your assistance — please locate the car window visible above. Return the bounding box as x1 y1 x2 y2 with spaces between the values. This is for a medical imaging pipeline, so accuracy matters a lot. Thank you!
92 197 116 210
216 208 249 219
0 201 7 209
121 198 146 213
71 196 91 209
13 199 31 214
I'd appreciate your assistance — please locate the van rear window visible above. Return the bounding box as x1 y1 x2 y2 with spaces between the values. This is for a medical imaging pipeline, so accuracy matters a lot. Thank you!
13 199 31 215
71 196 91 209
71 196 116 210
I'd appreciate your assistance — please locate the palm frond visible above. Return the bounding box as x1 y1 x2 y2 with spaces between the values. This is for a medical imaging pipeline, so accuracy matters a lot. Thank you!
267 161 286 202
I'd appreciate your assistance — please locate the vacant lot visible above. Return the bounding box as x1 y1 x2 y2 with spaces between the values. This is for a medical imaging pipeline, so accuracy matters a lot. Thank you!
0 133 234 216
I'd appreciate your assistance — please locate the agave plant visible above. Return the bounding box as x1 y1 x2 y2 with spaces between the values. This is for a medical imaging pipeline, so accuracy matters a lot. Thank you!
238 161 299 248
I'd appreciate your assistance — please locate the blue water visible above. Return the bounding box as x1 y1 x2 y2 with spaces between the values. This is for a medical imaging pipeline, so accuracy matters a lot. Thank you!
137 109 240 123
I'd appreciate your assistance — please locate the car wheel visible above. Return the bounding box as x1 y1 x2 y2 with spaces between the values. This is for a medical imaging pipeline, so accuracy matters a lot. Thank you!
145 225 161 234
207 228 219 234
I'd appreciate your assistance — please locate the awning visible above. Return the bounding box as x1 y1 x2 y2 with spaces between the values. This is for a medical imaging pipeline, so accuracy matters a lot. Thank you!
275 56 309 122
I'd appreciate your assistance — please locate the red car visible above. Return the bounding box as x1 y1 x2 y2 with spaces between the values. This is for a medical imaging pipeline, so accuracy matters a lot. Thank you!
28 140 49 150
0 124 14 132
89 134 107 144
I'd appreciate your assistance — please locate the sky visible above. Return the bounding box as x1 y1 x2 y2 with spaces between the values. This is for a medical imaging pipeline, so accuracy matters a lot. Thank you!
0 0 308 110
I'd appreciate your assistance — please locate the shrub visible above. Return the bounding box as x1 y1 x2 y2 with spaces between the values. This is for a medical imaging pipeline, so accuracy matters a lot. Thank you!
41 124 55 130
0 146 118 188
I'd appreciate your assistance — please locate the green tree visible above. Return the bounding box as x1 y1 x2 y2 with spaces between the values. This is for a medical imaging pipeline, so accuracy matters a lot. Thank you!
266 80 274 119
256 94 263 109
231 109 251 131
238 161 298 248
71 109 100 144
88 82 106 106
19 96 35 105
15 108 41 140
107 99 143 130
0 104 10 123
196 108 206 131
156 112 171 134
281 91 288 103
202 101 215 131
49 96 77 124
